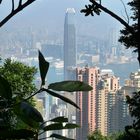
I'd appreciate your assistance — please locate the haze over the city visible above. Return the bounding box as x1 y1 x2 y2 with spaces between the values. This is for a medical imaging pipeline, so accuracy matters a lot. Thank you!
0 0 130 39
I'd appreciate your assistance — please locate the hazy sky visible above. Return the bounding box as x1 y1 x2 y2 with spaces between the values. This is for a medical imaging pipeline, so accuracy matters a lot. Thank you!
0 0 131 39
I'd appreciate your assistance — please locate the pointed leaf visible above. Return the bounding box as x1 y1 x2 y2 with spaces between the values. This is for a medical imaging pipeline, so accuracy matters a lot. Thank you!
0 75 12 100
40 116 68 129
0 129 36 139
43 123 63 131
14 102 43 128
38 50 49 86
64 123 79 129
48 81 93 92
50 133 74 140
43 88 80 109
49 116 68 123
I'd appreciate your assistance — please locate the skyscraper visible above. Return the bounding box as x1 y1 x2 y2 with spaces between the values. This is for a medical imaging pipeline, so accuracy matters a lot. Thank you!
76 66 100 140
63 8 77 139
64 8 76 80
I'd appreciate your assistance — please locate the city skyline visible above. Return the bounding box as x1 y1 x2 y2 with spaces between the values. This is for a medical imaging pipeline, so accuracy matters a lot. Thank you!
0 1 139 139
0 0 130 40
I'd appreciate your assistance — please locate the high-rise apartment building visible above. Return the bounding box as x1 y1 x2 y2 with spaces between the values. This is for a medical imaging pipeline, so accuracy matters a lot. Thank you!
76 68 140 138
116 86 135 132
129 70 140 87
96 72 120 135
96 70 140 136
64 8 76 80
116 70 140 132
76 68 121 138
76 66 100 140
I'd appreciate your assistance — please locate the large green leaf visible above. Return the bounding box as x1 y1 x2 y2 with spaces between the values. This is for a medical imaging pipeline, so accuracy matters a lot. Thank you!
38 51 49 86
40 116 68 129
43 88 80 109
48 80 93 92
14 101 43 128
43 123 79 131
64 123 79 129
49 116 68 123
0 129 36 139
49 133 74 140
0 75 12 100
43 123 64 131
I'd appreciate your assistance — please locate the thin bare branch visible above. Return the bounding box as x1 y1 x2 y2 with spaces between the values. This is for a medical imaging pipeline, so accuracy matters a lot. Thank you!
121 11 128 23
0 0 2 4
120 0 129 24
0 0 36 28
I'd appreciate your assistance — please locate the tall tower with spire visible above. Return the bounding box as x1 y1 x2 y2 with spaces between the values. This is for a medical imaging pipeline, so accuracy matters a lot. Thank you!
64 8 76 80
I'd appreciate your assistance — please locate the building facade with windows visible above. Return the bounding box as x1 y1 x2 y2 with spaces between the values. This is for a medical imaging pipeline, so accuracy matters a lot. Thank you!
96 73 120 135
76 66 100 140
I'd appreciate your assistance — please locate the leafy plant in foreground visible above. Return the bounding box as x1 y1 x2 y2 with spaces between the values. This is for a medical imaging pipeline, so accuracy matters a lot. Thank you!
0 59 37 129
0 51 93 139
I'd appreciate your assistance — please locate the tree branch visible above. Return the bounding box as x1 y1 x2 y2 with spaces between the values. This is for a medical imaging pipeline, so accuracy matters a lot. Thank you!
90 0 134 35
19 0 22 6
24 88 43 101
82 0 139 63
0 0 36 28
12 0 14 12
92 0 140 64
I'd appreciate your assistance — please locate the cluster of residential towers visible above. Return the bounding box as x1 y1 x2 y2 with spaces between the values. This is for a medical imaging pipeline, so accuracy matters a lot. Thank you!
62 8 140 140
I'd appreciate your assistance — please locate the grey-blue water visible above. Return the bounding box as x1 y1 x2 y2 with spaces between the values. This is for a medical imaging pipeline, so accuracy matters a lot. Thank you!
46 62 139 86
99 62 139 86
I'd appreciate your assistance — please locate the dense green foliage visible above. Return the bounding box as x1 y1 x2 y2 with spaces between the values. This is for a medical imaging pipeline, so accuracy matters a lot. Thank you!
87 130 136 140
0 59 37 101
88 130 109 140
0 59 37 129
